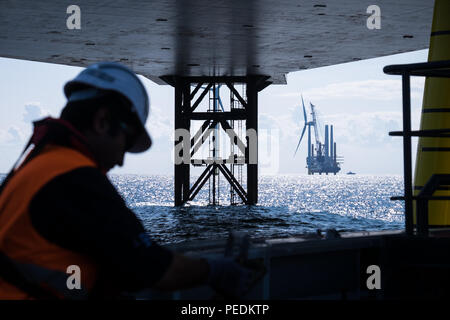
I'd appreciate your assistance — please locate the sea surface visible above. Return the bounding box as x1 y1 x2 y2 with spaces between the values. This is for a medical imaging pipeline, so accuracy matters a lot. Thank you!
0 174 405 244
110 174 404 244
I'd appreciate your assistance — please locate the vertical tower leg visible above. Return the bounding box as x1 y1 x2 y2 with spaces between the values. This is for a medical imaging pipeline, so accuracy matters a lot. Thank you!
330 125 334 160
307 126 311 157
174 78 191 206
182 80 191 203
247 79 258 205
174 78 183 206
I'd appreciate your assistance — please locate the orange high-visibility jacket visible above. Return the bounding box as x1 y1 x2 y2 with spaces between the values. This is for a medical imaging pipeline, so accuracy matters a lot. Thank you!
0 145 99 299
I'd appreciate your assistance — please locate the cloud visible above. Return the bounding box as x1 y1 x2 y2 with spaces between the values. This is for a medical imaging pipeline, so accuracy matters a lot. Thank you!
0 103 50 147
260 105 301 140
278 78 425 101
23 103 50 123
323 110 423 147
0 125 24 145
146 104 172 139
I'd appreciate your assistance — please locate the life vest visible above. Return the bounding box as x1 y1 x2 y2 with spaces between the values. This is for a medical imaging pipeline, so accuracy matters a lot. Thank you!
0 144 100 299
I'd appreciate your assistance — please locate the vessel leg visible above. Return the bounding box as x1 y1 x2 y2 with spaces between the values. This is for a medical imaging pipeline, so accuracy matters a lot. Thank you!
246 79 258 205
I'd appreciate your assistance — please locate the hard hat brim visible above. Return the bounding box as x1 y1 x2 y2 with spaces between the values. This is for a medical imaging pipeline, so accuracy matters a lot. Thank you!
128 129 152 153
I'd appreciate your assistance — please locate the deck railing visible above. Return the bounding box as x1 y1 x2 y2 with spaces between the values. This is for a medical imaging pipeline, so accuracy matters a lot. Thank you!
384 60 450 236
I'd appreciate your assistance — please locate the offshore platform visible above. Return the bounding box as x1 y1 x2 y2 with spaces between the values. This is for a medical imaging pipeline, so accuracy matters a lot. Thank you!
294 95 342 175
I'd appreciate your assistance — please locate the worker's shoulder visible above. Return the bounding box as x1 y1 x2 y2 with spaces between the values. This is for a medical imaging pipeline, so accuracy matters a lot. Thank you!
24 144 97 174
31 165 126 212
47 166 117 194
2 145 100 201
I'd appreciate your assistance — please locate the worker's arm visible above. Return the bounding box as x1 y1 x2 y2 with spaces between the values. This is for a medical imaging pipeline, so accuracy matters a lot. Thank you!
29 166 253 296
154 252 253 298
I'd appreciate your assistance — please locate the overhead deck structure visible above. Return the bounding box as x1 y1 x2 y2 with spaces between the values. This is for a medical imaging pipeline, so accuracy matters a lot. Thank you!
0 0 433 84
0 0 434 205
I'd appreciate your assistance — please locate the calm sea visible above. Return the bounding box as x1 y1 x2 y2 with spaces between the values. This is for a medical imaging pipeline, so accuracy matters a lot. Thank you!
0 174 405 244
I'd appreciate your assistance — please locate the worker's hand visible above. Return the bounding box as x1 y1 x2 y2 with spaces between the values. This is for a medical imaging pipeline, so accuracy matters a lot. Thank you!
205 257 254 299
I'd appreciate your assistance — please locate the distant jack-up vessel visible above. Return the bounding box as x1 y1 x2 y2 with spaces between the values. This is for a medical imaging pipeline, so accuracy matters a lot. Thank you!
294 95 343 175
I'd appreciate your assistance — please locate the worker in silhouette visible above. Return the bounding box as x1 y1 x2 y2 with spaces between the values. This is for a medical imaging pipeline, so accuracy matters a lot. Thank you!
0 62 254 299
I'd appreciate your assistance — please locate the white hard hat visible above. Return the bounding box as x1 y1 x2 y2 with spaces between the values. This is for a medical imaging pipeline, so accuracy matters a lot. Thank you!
64 62 152 153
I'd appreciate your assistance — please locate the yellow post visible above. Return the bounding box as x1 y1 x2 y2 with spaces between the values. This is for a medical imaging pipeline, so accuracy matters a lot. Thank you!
414 0 450 226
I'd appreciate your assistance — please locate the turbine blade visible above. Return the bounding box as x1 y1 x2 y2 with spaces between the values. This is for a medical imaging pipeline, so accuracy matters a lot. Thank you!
294 125 307 157
303 102 307 123
301 95 307 122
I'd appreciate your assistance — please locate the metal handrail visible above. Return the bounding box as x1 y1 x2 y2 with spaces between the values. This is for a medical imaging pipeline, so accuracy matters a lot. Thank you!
383 60 450 77
415 175 450 237
384 60 450 236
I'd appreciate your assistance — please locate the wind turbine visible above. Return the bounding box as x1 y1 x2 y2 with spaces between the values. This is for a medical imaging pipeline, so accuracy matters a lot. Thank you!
294 95 311 157
294 95 341 175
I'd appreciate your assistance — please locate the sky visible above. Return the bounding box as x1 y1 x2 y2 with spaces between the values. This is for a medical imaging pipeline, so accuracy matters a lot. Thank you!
0 49 428 175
